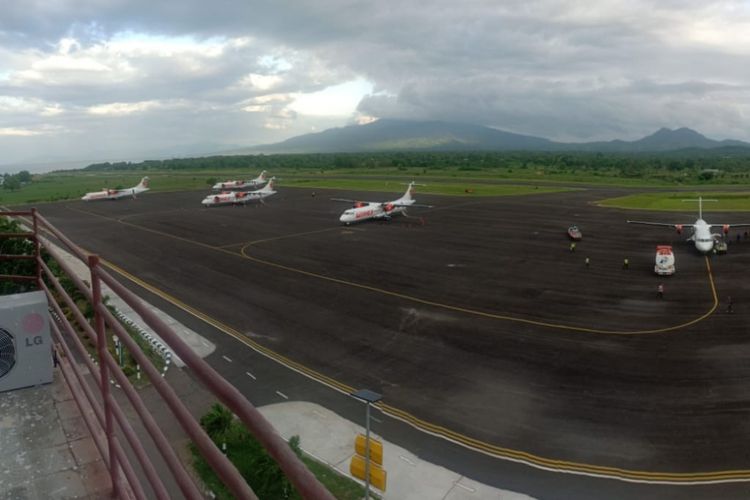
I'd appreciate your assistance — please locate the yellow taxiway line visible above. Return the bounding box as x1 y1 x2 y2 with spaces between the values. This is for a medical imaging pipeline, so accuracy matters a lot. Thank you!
63 206 747 484
101 257 750 485
67 205 720 335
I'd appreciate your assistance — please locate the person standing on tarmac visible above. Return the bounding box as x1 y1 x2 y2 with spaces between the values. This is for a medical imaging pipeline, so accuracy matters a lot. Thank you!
585 256 590 268
623 258 629 269
570 242 576 252
657 283 664 299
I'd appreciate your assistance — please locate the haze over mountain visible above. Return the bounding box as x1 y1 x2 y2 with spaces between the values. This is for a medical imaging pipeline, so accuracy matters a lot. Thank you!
235 120 750 155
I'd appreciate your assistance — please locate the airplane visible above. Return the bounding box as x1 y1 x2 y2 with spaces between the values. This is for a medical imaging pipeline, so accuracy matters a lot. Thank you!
81 177 150 201
627 196 750 253
202 177 277 207
212 170 268 191
332 181 433 224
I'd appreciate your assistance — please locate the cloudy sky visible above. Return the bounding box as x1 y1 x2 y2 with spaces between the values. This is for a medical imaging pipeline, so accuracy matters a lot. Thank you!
1 0 749 167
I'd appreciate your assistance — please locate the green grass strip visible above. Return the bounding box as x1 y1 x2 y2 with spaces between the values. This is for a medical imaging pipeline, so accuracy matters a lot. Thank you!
597 191 750 211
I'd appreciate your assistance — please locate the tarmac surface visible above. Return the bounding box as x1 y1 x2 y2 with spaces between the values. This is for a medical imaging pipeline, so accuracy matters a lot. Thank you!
31 183 750 497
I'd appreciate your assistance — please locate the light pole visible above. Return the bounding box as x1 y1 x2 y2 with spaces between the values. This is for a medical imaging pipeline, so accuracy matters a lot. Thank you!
351 389 382 500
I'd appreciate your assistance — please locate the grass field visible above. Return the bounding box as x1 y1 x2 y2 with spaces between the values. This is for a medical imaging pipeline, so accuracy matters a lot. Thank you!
0 169 575 206
597 191 750 211
3 167 750 207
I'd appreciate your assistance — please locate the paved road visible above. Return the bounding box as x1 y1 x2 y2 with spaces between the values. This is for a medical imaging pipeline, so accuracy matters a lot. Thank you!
32 184 750 498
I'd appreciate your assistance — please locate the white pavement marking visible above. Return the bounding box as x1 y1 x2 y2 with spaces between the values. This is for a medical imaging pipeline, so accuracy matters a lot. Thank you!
399 455 416 466
276 390 289 400
222 355 232 363
245 371 256 380
371 416 382 423
455 481 476 493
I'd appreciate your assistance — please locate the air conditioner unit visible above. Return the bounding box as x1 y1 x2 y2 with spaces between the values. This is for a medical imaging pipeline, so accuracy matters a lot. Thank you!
0 290 54 393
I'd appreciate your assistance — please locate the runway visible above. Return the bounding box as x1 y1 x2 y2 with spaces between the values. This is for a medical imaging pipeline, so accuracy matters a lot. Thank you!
35 184 750 493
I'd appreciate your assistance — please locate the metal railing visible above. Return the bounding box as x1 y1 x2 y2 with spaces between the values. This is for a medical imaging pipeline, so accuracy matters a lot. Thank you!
1 209 334 500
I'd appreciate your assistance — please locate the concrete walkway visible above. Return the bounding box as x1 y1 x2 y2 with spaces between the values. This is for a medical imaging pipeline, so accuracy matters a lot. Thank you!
260 402 533 500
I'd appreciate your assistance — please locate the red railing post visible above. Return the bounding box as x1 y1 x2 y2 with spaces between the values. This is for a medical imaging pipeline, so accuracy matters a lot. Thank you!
89 254 120 497
31 208 41 285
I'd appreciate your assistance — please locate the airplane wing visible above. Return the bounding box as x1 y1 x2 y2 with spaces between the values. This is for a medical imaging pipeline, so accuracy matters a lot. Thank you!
330 198 380 204
712 223 750 228
402 203 433 209
627 220 693 227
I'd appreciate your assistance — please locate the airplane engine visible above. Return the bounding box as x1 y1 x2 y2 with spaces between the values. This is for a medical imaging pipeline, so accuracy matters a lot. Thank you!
213 196 220 203
675 224 683 234
384 203 395 212
354 202 366 208
723 224 730 234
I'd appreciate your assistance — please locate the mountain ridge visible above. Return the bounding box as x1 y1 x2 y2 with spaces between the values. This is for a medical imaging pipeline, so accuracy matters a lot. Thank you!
229 119 750 155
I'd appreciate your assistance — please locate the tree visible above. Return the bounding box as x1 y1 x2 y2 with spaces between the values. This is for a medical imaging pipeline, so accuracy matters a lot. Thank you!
0 217 36 295
3 176 20 191
200 403 234 438
17 170 31 183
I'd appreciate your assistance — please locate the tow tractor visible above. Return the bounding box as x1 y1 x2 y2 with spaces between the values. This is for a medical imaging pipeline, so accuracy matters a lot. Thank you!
654 245 676 275
714 237 728 254
567 225 582 241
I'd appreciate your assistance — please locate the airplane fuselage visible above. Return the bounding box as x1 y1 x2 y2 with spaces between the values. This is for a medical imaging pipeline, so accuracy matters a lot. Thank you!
690 219 715 253
212 180 266 191
82 177 149 201
339 200 411 224
82 187 147 201
202 181 276 206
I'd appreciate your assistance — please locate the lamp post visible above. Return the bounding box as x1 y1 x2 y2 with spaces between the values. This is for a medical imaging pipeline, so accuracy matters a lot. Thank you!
351 389 382 500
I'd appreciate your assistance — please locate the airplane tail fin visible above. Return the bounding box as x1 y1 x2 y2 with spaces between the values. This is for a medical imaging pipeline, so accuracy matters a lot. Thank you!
256 170 268 182
401 181 416 202
682 196 716 220
260 177 276 192
137 177 150 189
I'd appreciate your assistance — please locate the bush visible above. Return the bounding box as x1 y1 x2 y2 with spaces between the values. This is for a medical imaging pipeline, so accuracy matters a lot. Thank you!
194 404 303 499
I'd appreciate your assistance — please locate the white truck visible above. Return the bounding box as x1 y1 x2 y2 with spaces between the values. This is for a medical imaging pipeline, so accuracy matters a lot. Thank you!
654 245 676 275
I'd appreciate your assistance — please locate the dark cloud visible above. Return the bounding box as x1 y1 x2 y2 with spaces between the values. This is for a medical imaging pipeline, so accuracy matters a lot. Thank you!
1 0 749 165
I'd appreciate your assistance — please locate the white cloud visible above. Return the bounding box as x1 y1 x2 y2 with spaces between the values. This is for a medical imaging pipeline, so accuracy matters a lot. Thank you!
87 100 181 116
289 78 373 117
238 73 283 91
0 127 43 137
1 0 750 165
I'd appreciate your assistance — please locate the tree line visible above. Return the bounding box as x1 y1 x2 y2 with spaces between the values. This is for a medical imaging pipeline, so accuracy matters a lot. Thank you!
82 150 750 176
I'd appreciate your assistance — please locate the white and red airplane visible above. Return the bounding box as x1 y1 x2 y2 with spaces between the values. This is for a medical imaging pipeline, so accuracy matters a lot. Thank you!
202 177 277 207
212 170 268 191
628 197 750 253
81 177 150 201
332 182 432 224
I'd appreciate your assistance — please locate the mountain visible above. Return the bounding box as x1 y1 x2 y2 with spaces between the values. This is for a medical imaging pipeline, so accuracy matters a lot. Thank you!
233 120 750 154
575 127 750 152
239 119 556 154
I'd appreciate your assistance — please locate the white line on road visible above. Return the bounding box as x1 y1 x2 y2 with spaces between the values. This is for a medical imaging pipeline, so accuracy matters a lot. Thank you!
222 355 232 363
245 371 256 380
399 455 416 466
371 416 382 423
276 390 289 400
